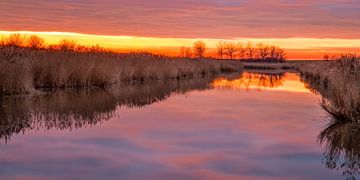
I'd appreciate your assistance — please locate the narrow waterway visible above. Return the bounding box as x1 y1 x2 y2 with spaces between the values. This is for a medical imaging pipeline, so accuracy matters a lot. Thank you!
0 72 351 179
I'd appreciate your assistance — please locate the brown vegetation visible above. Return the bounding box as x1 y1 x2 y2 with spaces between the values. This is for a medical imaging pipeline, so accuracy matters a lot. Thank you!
298 54 360 122
193 40 207 58
0 34 243 95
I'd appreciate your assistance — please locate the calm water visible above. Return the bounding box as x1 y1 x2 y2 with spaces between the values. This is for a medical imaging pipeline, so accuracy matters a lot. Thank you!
0 72 354 179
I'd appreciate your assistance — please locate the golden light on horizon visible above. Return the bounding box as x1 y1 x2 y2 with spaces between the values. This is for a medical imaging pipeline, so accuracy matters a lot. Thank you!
212 73 309 93
1 31 360 59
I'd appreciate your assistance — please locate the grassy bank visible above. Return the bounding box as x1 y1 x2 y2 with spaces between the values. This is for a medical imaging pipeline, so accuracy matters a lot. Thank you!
297 55 360 122
242 62 294 70
0 46 243 95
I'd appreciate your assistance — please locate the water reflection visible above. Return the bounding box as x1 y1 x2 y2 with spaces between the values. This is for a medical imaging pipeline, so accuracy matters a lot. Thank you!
302 74 360 179
319 121 360 179
1 72 347 179
0 72 293 143
0 76 215 142
212 72 284 90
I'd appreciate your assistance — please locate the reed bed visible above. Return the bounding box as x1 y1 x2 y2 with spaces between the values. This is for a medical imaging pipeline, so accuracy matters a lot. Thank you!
0 46 243 95
298 55 360 122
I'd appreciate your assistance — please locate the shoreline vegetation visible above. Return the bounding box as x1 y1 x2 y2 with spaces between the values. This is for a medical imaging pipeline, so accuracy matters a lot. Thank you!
0 34 247 95
0 33 290 95
297 55 360 122
0 33 359 123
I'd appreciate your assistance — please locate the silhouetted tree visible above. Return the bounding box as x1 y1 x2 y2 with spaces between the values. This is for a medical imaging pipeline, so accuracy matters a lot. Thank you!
180 46 192 58
237 42 246 60
7 34 26 47
216 41 225 59
193 41 206 58
323 54 330 61
246 42 255 59
59 39 77 51
257 43 270 60
89 45 105 53
180 46 186 58
28 35 45 49
224 42 237 60
185 47 192 58
269 46 286 62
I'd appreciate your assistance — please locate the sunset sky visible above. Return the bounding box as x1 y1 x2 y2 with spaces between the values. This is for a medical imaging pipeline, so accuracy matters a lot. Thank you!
1 0 360 59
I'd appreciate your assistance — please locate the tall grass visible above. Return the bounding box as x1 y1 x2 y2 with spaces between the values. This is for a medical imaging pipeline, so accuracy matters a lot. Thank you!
0 46 243 95
298 55 360 122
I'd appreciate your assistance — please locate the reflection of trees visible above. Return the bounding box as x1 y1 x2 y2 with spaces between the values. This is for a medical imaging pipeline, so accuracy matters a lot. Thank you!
248 73 284 88
319 120 360 179
0 77 215 143
212 72 284 90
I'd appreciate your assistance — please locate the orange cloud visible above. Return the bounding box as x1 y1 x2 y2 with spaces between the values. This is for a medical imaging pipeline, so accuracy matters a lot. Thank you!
1 0 360 39
1 31 359 59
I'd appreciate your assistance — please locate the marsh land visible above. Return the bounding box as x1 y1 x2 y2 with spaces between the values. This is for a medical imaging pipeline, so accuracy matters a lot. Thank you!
0 34 359 179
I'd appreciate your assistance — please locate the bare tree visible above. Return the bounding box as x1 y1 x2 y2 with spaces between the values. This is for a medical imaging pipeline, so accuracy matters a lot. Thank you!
89 45 105 53
193 41 206 58
59 39 77 51
275 47 286 62
269 46 286 62
28 35 45 49
184 47 192 58
216 41 225 59
7 34 26 47
323 54 330 61
224 41 237 60
237 42 246 60
269 46 276 60
180 46 186 58
246 42 255 59
257 43 270 60
180 46 192 58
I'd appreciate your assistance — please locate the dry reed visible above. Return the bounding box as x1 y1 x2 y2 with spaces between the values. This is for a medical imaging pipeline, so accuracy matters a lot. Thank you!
298 55 360 122
0 46 243 95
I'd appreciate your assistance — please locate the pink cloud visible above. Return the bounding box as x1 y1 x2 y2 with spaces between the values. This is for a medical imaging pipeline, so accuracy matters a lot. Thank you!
0 0 359 38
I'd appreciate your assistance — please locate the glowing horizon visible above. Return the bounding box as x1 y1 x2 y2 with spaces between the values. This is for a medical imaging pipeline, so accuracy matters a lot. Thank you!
1 0 360 59
1 30 360 60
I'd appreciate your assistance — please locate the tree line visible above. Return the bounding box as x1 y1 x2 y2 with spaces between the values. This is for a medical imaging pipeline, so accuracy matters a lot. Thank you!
0 34 107 53
1 34 286 62
180 40 286 62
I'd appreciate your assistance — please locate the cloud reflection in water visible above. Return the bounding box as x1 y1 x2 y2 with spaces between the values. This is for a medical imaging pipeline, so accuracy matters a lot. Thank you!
0 72 344 179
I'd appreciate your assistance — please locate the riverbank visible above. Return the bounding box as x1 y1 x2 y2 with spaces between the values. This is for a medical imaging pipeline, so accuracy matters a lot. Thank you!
296 55 360 122
1 45 359 124
0 46 243 95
